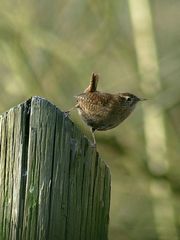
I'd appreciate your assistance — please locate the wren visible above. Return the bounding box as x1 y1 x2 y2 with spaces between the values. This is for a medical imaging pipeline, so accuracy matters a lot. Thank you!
65 73 146 146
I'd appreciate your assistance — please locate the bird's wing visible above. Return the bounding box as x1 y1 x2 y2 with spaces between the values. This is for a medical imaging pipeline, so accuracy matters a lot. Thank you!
75 92 117 113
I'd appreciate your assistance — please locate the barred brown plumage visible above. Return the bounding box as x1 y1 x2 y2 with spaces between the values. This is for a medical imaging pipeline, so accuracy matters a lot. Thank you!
65 73 146 147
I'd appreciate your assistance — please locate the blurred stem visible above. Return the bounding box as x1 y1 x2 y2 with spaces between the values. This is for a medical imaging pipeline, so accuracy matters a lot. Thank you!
128 0 178 239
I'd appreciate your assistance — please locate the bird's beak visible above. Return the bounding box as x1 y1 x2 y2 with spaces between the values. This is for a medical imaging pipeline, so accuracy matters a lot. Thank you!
139 97 148 101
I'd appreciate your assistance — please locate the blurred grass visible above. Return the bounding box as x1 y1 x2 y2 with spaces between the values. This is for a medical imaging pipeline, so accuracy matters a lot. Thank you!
0 0 180 239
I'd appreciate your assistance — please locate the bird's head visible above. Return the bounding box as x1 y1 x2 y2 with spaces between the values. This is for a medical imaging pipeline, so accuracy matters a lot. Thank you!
119 93 147 108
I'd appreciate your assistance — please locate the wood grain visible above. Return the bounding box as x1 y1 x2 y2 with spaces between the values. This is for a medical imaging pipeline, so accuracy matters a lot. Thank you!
0 96 111 240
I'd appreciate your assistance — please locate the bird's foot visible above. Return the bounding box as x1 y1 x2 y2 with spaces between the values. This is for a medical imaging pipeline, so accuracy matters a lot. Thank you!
63 111 70 118
90 142 96 148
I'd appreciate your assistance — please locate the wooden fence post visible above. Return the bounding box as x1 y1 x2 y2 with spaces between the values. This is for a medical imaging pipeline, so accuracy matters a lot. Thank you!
0 96 111 240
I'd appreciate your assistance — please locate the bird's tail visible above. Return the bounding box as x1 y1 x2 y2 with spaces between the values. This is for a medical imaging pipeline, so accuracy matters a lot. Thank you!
84 73 99 93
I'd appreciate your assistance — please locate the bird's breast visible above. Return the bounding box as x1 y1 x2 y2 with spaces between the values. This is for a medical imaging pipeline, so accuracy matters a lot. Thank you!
76 92 136 131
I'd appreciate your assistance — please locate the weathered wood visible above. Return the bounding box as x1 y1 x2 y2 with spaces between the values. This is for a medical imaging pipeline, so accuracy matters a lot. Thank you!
0 96 111 240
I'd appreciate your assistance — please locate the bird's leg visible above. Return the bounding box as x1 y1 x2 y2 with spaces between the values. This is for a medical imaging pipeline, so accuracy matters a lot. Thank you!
64 104 79 118
90 128 96 148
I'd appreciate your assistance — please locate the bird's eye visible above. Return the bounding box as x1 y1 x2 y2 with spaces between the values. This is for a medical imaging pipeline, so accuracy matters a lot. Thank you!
126 96 131 101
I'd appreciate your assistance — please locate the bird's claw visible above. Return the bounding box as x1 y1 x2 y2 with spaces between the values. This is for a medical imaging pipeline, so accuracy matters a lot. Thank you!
64 111 70 118
90 142 96 148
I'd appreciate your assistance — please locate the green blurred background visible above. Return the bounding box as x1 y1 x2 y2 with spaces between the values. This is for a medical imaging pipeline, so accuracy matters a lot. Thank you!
0 0 180 239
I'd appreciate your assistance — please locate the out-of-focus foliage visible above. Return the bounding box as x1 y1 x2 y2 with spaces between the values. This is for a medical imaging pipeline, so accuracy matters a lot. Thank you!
0 0 180 239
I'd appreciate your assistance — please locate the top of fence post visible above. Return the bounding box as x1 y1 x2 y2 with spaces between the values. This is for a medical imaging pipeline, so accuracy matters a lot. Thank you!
0 96 111 240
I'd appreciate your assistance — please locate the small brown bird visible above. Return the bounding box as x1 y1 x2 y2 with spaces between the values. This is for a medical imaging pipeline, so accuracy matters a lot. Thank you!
66 73 146 146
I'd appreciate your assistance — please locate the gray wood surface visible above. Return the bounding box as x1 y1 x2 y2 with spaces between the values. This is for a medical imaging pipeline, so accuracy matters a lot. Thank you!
0 96 111 240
